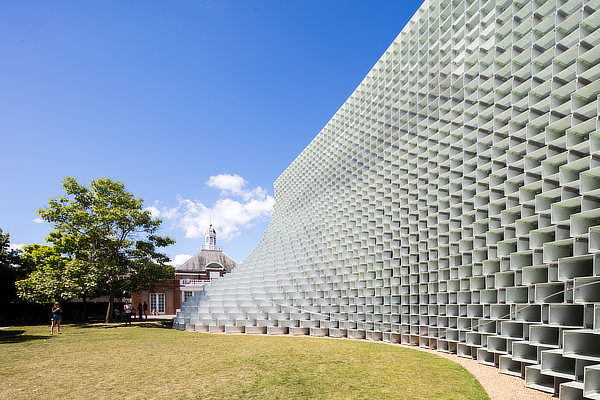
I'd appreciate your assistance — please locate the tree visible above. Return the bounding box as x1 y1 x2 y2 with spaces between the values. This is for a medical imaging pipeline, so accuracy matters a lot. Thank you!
0 229 26 307
17 177 175 322
16 244 95 303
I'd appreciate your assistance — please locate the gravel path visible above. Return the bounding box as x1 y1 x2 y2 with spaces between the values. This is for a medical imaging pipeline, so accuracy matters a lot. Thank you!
393 343 553 400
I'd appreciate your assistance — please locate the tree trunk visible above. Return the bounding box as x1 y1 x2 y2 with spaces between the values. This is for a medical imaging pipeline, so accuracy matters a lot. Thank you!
105 292 114 323
82 292 87 320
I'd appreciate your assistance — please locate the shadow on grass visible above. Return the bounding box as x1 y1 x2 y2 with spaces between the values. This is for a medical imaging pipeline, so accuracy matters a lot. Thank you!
71 320 172 330
0 330 49 344
71 322 122 330
136 320 173 329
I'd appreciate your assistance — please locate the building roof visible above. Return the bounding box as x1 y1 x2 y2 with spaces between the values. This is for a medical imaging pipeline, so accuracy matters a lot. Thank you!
176 249 237 273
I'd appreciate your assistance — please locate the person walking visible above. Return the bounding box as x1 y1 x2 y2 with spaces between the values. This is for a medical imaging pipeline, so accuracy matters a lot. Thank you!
143 301 148 320
137 302 143 321
50 302 62 335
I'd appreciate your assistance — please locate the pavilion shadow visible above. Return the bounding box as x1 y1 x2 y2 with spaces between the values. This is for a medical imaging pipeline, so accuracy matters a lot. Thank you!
136 320 173 329
0 330 49 344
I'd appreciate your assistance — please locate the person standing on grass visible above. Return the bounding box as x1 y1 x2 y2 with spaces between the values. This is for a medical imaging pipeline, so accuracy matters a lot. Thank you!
124 301 133 325
50 302 62 335
137 302 143 321
143 301 148 320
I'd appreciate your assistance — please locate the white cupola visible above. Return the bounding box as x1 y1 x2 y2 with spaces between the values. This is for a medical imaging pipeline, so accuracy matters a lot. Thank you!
204 223 218 250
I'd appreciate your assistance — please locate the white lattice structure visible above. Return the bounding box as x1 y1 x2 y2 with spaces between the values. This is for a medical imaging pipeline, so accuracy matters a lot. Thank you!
175 0 600 397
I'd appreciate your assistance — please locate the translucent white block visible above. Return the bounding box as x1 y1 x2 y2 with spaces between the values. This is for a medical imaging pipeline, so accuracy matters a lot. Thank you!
584 365 600 400
225 326 245 334
499 355 523 378
573 277 600 303
559 380 585 400
529 325 560 348
525 365 555 394
549 305 585 328
563 330 600 361
540 349 576 380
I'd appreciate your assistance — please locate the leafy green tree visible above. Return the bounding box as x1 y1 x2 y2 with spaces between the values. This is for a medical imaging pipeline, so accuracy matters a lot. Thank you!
0 229 26 307
16 244 74 302
17 177 175 322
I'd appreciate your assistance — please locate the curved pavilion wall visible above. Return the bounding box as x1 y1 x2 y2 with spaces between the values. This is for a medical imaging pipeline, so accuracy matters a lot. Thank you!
175 0 600 397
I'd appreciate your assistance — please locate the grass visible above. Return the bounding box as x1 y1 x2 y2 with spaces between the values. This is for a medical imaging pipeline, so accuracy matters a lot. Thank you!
0 322 489 400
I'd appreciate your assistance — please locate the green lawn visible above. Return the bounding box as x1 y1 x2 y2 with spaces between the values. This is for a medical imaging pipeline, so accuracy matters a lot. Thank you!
0 322 488 400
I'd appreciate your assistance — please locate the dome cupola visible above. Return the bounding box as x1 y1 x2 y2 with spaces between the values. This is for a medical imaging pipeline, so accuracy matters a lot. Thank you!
204 223 218 250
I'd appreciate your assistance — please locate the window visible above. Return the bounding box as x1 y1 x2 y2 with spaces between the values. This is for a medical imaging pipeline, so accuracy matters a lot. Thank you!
184 291 195 302
150 293 165 314
209 271 220 280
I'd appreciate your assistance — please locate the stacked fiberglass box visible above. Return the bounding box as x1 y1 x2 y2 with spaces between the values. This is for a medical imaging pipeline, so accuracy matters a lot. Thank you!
174 0 600 397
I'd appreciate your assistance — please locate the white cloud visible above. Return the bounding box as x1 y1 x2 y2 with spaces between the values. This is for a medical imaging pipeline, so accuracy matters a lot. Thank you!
159 174 274 241
145 206 161 218
9 243 25 251
206 174 270 201
32 217 44 224
169 254 193 267
207 174 246 196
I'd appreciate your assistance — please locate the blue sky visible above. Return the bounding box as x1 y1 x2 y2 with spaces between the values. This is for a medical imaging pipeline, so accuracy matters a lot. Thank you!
1 0 422 264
